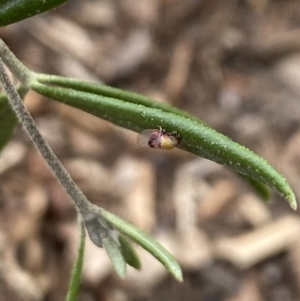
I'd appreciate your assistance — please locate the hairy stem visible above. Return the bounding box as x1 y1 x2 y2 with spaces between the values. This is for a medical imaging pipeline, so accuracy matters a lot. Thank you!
0 39 33 86
0 57 93 217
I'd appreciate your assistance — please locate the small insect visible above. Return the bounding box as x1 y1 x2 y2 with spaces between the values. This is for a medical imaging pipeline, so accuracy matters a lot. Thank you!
137 127 180 150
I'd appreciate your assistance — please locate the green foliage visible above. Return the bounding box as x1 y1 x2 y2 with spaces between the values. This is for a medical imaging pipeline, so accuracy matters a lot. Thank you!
240 175 271 201
0 95 18 152
102 234 127 278
66 221 86 301
0 0 69 26
118 235 141 270
100 208 183 281
30 76 296 209
0 33 297 293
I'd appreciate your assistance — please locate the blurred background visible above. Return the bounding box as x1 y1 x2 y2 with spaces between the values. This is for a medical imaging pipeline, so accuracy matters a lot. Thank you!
1 0 300 300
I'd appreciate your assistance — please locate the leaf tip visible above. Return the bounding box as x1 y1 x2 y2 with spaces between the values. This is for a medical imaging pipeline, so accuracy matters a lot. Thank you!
287 191 297 210
290 198 297 211
169 264 183 282
176 273 183 282
117 268 127 279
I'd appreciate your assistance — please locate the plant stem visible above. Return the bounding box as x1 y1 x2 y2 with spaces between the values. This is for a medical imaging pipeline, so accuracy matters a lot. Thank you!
66 220 86 301
0 37 119 248
0 57 94 215
0 39 33 85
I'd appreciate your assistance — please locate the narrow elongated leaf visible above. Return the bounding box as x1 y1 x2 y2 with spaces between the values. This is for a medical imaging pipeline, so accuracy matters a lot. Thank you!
0 0 69 26
99 208 183 281
30 82 297 209
240 175 271 201
102 235 127 278
36 74 196 120
118 235 141 270
36 74 272 201
0 95 18 152
66 221 86 301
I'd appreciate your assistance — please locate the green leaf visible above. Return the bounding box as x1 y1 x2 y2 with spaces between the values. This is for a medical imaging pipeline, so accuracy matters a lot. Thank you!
66 221 85 301
0 94 18 152
36 74 196 120
0 0 70 26
102 235 127 278
118 235 141 270
100 208 183 281
81 207 127 277
34 74 276 203
29 81 297 209
240 175 271 201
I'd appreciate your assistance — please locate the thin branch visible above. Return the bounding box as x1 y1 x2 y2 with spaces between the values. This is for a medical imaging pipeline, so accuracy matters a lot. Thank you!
0 39 33 86
0 57 93 216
